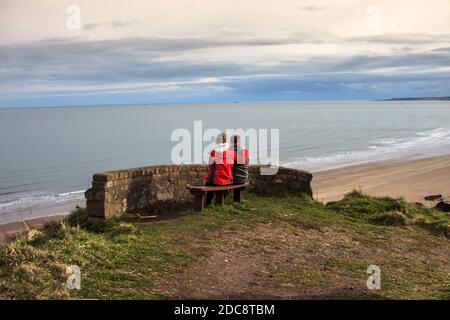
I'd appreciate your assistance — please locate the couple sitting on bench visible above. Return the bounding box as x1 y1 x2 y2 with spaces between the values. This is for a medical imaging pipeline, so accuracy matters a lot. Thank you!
204 132 249 207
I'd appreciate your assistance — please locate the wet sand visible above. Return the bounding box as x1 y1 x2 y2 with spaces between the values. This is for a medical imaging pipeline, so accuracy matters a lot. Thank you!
0 199 84 243
2 155 449 242
0 214 68 244
0 198 84 226
312 155 450 204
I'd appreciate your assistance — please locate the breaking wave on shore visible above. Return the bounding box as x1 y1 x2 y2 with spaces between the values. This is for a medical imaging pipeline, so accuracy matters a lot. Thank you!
0 190 85 217
1 102 449 222
285 126 450 171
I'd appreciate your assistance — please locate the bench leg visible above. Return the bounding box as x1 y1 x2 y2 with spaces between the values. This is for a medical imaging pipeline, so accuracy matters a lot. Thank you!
215 191 224 206
233 188 241 203
193 194 205 212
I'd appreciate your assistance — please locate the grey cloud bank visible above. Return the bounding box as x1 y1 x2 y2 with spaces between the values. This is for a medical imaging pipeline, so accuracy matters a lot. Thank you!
1 32 449 107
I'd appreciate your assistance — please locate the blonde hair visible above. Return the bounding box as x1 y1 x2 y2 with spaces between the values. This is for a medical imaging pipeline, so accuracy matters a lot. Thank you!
215 131 227 144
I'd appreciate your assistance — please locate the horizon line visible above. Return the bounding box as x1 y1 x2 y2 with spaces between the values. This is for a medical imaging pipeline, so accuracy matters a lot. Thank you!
2 96 450 109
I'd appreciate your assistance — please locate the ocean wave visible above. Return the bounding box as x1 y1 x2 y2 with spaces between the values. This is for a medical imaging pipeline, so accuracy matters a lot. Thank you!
2 127 450 214
0 190 86 215
284 126 450 171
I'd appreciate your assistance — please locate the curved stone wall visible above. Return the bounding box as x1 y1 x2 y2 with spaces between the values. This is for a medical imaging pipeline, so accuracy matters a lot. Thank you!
85 165 313 220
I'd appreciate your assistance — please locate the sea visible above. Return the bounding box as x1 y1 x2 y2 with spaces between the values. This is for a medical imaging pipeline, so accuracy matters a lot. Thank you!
1 100 449 223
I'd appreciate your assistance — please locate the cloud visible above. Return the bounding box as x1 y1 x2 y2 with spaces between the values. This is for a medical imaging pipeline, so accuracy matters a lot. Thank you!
83 20 140 31
297 5 326 11
0 33 449 105
432 47 450 53
348 34 450 45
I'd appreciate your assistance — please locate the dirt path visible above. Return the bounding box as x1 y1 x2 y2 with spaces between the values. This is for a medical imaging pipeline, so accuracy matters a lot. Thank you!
151 221 449 299
153 225 374 299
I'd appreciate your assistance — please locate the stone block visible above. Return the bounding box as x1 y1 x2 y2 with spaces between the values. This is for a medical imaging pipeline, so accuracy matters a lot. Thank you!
85 164 312 220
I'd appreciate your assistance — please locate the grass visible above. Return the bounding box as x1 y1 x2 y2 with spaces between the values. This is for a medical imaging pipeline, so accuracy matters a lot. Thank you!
326 190 450 236
0 191 449 299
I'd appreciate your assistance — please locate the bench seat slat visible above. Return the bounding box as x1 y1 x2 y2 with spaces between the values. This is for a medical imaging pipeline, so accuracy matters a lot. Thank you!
187 182 249 212
187 183 248 192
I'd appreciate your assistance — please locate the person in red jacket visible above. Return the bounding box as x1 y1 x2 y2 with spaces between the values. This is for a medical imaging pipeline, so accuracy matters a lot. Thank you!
204 132 234 206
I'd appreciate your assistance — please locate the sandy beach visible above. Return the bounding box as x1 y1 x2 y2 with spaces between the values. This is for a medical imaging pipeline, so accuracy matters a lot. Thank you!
0 199 84 243
312 155 450 204
0 198 84 226
1 154 449 242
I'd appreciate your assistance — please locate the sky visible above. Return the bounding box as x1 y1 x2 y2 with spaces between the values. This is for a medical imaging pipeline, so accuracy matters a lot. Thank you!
0 0 450 107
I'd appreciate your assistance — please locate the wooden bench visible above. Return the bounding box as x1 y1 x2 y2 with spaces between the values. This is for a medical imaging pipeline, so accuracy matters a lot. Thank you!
187 183 249 212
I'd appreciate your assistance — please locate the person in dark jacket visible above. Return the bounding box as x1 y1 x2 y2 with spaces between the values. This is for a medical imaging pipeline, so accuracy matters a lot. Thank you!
204 132 234 206
231 135 249 184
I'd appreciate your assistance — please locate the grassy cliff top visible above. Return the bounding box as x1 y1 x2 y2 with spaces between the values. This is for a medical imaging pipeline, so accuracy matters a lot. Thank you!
1 191 449 300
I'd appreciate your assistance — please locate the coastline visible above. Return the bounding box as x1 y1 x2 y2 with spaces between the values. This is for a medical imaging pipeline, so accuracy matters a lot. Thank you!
0 198 84 226
312 154 450 204
1 154 449 241
0 214 68 244
0 199 84 243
